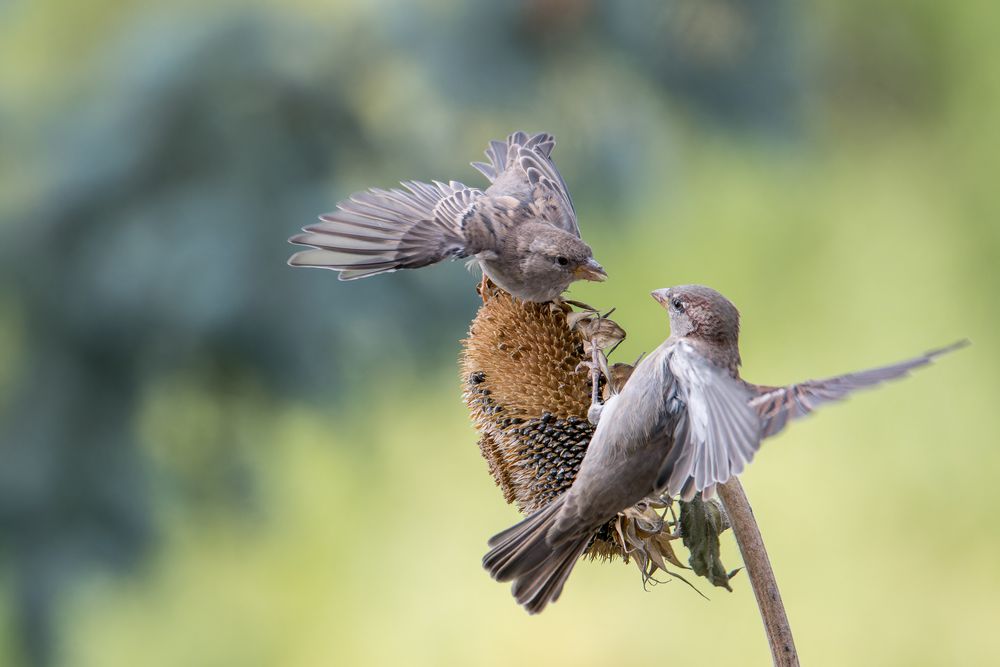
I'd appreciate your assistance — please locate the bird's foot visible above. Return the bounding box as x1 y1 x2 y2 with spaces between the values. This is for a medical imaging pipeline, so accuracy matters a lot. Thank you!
586 341 609 425
575 357 606 426
587 400 604 426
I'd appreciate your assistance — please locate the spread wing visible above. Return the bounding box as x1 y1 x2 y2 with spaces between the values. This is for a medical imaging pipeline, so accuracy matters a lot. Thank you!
289 180 486 280
656 342 762 501
471 131 580 237
751 340 968 438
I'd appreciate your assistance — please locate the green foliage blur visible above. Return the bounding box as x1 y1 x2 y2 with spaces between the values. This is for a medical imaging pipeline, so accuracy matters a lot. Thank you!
1 0 998 665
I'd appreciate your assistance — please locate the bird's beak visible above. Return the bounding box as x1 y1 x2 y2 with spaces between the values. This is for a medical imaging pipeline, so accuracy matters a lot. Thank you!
574 258 607 282
650 288 670 307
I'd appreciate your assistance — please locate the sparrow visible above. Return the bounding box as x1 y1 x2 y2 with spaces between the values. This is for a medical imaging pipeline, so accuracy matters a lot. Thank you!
288 131 606 302
483 284 966 613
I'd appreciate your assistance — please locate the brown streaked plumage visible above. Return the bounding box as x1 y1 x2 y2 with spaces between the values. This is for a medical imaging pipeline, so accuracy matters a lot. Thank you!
288 131 606 302
484 284 967 613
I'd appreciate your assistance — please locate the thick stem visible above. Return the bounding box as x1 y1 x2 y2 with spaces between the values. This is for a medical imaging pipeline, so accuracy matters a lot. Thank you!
717 477 799 667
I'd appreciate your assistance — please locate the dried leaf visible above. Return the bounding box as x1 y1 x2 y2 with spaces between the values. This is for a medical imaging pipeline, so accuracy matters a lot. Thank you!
652 531 687 570
680 493 735 591
578 318 626 352
604 362 636 398
565 311 596 330
562 298 598 312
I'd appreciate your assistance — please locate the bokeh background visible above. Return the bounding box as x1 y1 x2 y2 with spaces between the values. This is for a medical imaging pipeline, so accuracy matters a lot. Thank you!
1 0 998 665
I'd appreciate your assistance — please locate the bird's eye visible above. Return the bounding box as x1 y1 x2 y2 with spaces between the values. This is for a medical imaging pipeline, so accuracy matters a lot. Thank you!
556 256 569 266
671 298 684 312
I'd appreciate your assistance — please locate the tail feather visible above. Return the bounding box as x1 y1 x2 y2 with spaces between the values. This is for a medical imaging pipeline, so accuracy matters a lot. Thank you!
288 180 481 279
512 538 589 614
483 495 591 614
486 501 558 548
484 498 565 580
471 131 556 183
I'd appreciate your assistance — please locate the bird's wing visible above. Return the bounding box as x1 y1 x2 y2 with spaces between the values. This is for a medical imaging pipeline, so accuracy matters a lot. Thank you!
471 131 555 182
656 341 762 501
750 340 969 438
472 131 580 237
289 180 486 280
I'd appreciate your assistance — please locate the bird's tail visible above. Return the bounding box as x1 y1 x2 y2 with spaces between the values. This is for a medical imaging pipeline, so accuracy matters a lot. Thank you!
288 180 479 280
483 495 590 614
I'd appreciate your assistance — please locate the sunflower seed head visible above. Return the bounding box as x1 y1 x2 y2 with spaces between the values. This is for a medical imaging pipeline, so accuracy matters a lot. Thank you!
461 282 665 563
461 283 739 590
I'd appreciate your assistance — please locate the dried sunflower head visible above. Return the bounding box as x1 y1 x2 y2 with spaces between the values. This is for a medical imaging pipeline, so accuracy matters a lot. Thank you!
460 283 594 513
460 282 684 575
460 281 737 590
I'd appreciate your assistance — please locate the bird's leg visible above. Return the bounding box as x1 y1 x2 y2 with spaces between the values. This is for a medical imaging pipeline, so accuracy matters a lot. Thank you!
590 341 601 406
587 342 605 426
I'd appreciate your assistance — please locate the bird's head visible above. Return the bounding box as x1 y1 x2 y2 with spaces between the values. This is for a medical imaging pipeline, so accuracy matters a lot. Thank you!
651 285 740 344
522 227 606 293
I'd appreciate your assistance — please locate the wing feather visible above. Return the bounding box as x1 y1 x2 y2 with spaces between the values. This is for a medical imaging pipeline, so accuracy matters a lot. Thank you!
288 180 486 279
751 340 968 438
471 131 580 237
659 342 762 500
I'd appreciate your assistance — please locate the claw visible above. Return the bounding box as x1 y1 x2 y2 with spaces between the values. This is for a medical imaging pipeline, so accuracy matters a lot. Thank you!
578 343 613 385
587 401 604 426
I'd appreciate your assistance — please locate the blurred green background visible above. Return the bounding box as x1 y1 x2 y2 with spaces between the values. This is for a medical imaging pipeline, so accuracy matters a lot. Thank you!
1 0 998 665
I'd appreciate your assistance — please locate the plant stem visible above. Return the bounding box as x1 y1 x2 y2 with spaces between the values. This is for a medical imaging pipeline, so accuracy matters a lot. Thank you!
717 477 799 667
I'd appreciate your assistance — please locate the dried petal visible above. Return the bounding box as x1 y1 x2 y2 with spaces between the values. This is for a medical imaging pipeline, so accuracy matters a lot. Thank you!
578 318 626 352
604 362 636 397
565 311 596 330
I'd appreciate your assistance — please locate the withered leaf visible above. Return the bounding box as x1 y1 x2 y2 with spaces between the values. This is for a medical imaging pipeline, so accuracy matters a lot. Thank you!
680 493 735 591
652 531 687 570
603 362 636 398
565 310 596 330
579 318 626 353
